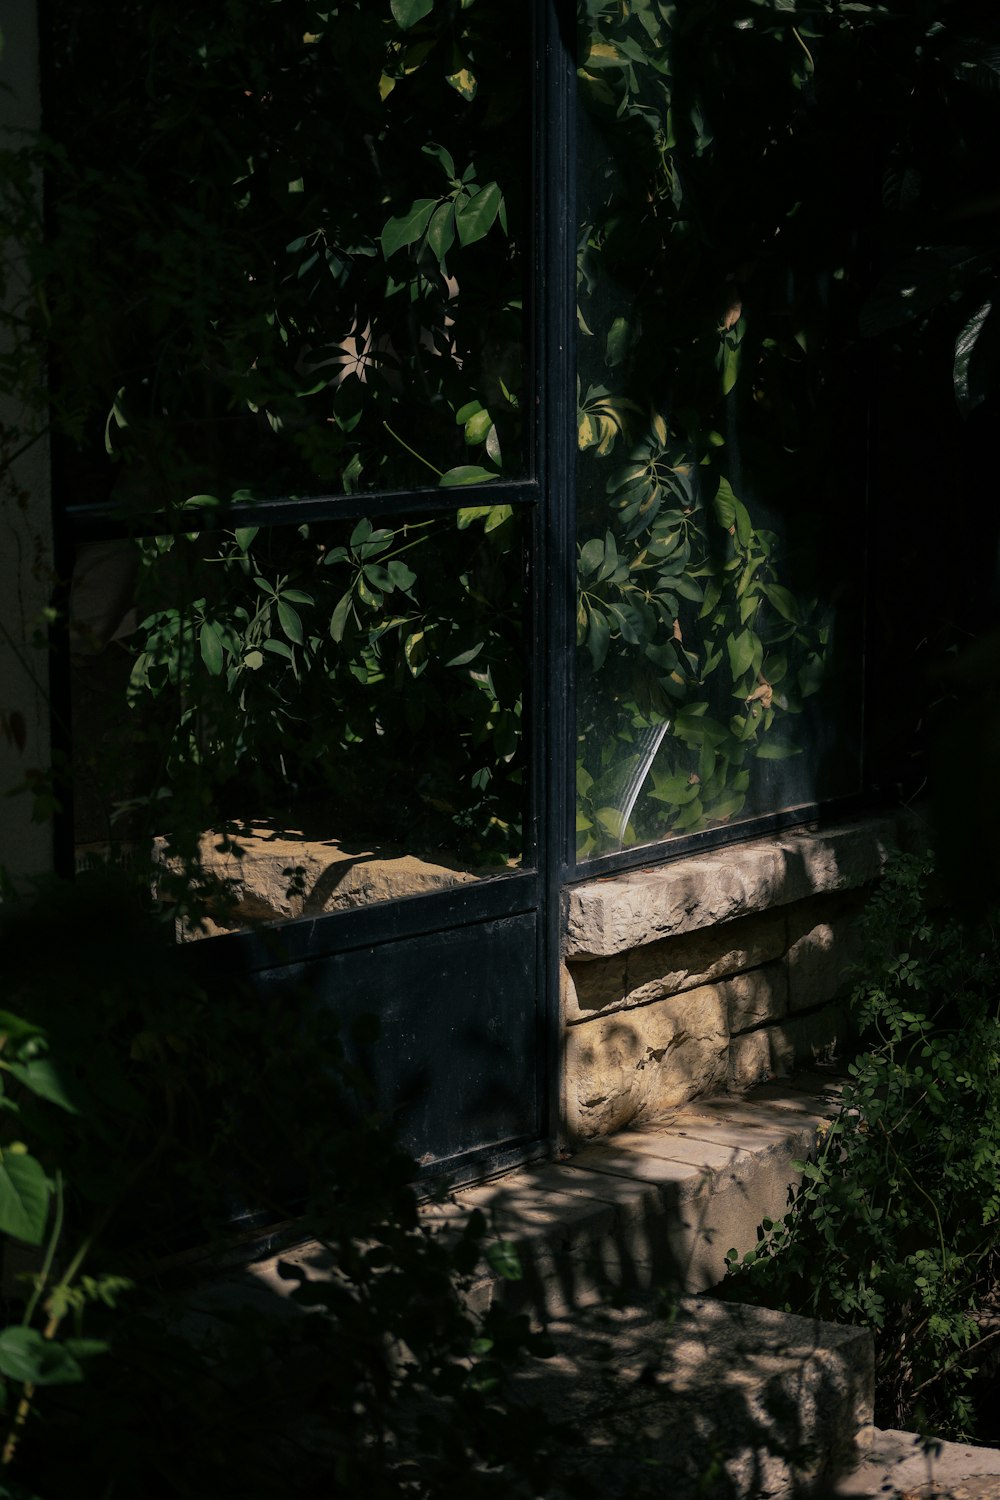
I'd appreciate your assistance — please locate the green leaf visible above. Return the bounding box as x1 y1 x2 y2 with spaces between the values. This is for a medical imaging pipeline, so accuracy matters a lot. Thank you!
485 1240 523 1280
0 1151 49 1245
234 527 259 552
4 1059 79 1114
277 601 304 645
425 200 456 264
455 182 502 246
445 643 483 667
0 1328 83 1386
439 465 497 486
261 638 293 660
391 0 433 30
199 621 224 676
456 506 493 528
381 198 438 258
0 1013 44 1045
727 630 756 679
733 499 754 548
606 316 630 367
421 141 455 178
387 560 417 592
484 504 512 532
713 477 737 529
587 607 610 670
463 408 492 445
761 584 799 623
579 537 605 576
756 741 802 760
243 650 264 670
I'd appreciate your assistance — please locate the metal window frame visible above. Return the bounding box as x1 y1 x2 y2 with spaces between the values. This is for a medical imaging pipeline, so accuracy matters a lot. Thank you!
49 0 876 1176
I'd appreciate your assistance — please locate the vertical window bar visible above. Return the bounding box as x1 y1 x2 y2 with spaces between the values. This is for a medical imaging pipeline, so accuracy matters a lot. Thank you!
536 0 577 1147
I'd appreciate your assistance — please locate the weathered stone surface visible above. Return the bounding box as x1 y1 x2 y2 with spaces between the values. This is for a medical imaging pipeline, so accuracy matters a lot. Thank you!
728 1025 797 1092
562 954 628 1019
565 814 904 959
785 893 865 1012
565 847 788 959
156 823 478 934
728 1004 847 1093
783 1002 849 1068
565 908 787 1023
511 1298 873 1500
723 963 789 1033
564 985 729 1138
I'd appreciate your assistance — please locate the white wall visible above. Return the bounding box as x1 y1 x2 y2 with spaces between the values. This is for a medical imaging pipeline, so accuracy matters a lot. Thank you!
0 0 54 880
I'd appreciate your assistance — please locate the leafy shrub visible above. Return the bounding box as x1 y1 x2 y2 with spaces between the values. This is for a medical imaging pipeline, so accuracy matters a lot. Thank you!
726 853 1000 1438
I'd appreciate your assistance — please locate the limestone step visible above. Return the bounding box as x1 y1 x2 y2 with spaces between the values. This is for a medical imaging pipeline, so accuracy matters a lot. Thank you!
436 1069 847 1315
238 1069 872 1497
511 1294 873 1500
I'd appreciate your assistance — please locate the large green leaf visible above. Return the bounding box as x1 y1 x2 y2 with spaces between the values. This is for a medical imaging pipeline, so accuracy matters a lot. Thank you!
0 1150 49 1245
4 1058 79 1114
390 0 433 30
455 182 502 247
425 200 456 264
587 606 610 670
727 630 756 679
380 198 438 258
439 465 497 486
0 1328 83 1386
199 621 224 676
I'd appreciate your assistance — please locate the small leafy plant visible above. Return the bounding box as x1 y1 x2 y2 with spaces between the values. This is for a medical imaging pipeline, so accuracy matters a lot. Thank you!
726 853 1000 1438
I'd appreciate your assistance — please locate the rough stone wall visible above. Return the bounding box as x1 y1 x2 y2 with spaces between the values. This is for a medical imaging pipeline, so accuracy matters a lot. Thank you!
562 812 921 1140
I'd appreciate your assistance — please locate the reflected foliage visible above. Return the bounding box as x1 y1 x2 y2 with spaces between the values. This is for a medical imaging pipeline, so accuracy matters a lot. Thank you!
574 0 871 853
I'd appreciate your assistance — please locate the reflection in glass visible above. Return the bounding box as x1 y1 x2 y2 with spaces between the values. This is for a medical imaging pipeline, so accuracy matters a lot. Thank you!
48 2 529 516
70 508 525 935
574 3 865 859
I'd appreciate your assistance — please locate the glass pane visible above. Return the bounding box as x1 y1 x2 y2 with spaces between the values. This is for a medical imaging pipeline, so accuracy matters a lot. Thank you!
575 4 865 860
70 506 526 936
48 3 529 514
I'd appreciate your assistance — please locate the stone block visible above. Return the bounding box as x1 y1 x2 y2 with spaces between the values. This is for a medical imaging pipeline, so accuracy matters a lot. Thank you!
563 909 786 1023
565 815 902 958
565 847 788 958
785 893 865 1012
637 908 785 1005
728 1025 797 1093
722 963 788 1032
729 1005 848 1093
773 819 898 901
562 955 627 1020
564 985 729 1139
784 1002 849 1069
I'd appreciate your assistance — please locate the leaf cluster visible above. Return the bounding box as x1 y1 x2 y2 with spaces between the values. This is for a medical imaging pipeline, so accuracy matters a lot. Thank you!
726 854 1000 1439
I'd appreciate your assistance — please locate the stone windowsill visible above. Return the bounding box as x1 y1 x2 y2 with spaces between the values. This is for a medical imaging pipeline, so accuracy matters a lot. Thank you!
565 810 920 961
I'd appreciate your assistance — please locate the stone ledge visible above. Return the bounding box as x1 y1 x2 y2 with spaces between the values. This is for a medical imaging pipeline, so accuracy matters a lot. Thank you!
565 811 915 960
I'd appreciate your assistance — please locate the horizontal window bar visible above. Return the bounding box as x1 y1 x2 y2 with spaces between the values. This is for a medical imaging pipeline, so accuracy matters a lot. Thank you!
180 867 541 979
565 792 873 886
65 479 542 543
